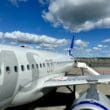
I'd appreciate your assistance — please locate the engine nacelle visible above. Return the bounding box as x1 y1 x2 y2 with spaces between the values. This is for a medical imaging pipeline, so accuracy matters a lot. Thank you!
71 85 110 110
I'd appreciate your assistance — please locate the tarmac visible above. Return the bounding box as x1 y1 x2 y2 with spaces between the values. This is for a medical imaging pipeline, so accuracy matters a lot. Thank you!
6 67 110 110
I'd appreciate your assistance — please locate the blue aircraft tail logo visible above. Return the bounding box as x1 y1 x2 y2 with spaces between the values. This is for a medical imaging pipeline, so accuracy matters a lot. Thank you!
69 35 75 56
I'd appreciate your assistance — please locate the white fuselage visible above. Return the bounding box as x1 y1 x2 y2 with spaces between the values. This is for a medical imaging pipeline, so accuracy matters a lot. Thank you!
0 44 73 109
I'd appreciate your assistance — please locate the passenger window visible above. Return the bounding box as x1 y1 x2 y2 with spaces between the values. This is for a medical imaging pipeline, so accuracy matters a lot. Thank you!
40 63 42 68
47 63 49 67
21 65 24 71
32 64 34 69
36 64 38 69
27 65 30 70
0 68 1 75
6 66 10 72
14 66 18 72
43 63 45 67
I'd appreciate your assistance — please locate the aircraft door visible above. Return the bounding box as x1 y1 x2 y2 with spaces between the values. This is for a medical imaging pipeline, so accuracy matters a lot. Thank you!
0 51 18 103
26 53 39 84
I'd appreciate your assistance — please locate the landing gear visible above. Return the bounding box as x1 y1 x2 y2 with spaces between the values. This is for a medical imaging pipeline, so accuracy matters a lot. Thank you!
66 85 76 100
65 85 76 110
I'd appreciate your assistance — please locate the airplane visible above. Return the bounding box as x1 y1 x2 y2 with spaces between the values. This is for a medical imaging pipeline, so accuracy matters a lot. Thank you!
0 36 110 110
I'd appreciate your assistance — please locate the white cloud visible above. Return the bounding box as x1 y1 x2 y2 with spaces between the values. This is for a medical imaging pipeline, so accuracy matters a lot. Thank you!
10 41 17 45
35 45 42 49
97 44 103 48
0 31 68 49
102 38 110 43
74 41 109 57
9 0 18 6
42 0 110 32
93 44 107 51
39 0 50 5
0 32 3 39
93 47 100 50
72 39 91 57
40 43 58 50
75 39 89 48
18 0 28 1
85 48 92 52
9 0 28 6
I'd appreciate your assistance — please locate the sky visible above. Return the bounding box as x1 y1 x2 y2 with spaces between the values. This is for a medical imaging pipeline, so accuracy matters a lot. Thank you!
0 0 110 57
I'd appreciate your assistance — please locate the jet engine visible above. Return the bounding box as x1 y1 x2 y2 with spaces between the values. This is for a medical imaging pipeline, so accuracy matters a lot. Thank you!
71 85 110 110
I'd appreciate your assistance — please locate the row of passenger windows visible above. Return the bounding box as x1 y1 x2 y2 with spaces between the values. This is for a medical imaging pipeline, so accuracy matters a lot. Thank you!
5 61 70 73
5 63 48 73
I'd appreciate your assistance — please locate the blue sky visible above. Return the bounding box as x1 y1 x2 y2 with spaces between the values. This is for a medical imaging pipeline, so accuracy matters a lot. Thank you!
0 0 69 37
0 0 110 57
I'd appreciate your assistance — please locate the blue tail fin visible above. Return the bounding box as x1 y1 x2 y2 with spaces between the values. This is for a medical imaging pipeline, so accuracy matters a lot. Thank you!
69 35 75 57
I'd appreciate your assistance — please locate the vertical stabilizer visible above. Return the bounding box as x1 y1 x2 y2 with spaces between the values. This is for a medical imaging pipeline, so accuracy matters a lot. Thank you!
69 35 75 57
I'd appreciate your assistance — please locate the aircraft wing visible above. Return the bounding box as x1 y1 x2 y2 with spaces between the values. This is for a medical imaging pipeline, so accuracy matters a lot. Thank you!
43 75 110 88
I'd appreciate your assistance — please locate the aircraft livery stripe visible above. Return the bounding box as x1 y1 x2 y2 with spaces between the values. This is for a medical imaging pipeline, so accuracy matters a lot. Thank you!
72 100 108 110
